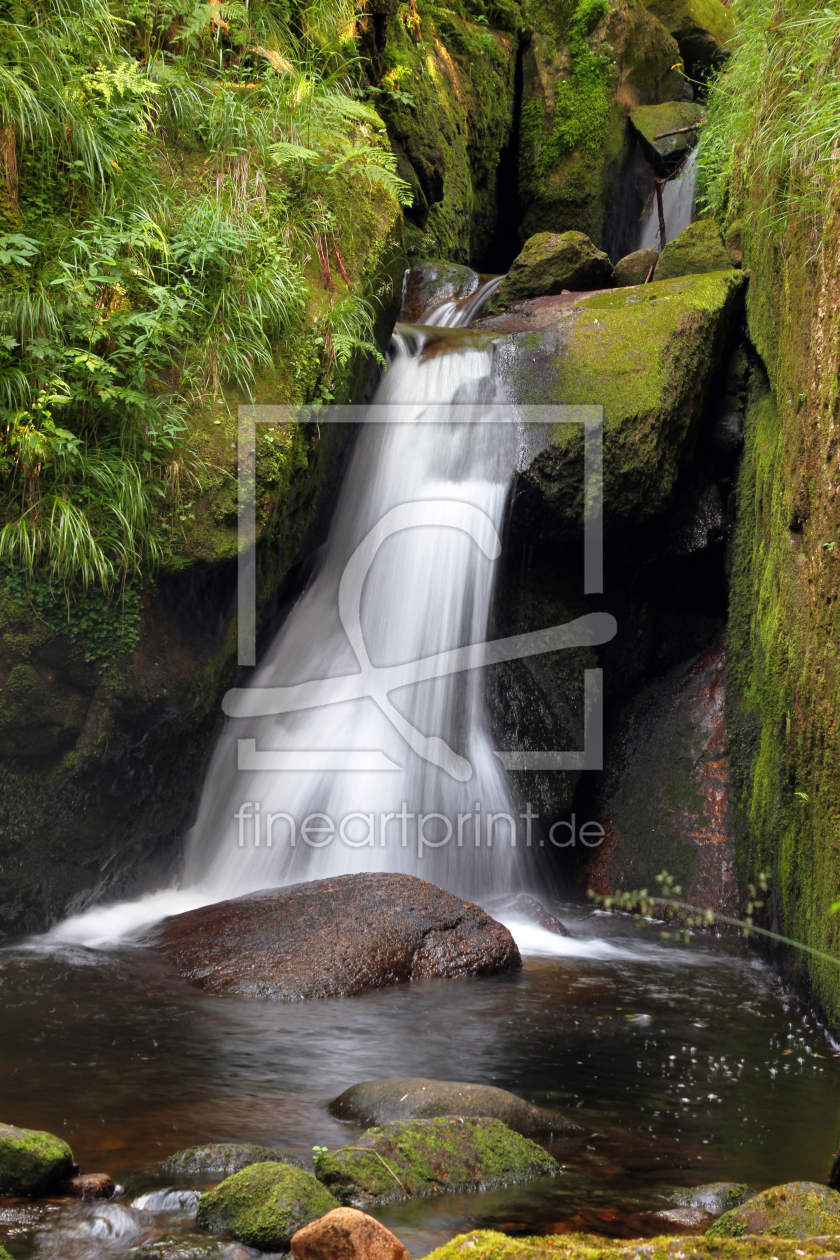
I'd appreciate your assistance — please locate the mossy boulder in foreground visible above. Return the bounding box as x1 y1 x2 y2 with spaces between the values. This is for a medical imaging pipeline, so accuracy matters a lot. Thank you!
487 233 613 312
655 220 733 281
0 1123 74 1196
159 1143 306 1178
315 1117 557 1206
707 1182 840 1239
196 1162 338 1251
423 1232 840 1260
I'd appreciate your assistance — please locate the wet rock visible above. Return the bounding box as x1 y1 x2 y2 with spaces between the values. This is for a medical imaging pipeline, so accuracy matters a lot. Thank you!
0 1123 74 1197
291 1207 411 1260
707 1181 840 1239
315 1117 557 1206
582 644 738 918
709 400 745 454
725 346 750 399
613 249 660 287
642 0 733 73
655 220 733 281
496 894 570 938
490 271 744 532
150 874 521 1002
673 1181 752 1215
629 102 705 161
400 262 479 324
329 1079 579 1136
62 1173 115 1199
196 1162 338 1251
636 1206 716 1230
132 1236 249 1259
487 233 613 313
158 1143 306 1177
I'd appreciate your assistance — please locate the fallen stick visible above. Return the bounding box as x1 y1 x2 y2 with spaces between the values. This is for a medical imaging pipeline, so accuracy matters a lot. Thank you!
652 122 705 139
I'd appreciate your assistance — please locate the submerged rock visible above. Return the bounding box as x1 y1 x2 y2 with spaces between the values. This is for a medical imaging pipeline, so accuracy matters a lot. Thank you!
196 1162 338 1251
329 1078 579 1136
629 102 705 161
655 220 733 281
583 644 738 916
291 1207 410 1260
673 1181 752 1215
707 1182 840 1239
159 1143 306 1177
400 262 480 323
315 1117 557 1206
613 248 659 287
150 874 521 1001
487 233 613 313
0 1123 74 1197
642 0 733 72
640 1206 715 1230
495 894 570 937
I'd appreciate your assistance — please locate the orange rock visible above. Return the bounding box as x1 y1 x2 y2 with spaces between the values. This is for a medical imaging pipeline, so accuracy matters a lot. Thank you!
62 1173 115 1199
291 1207 410 1260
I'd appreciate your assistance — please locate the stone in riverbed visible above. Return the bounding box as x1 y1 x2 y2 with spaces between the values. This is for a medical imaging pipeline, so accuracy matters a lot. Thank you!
196 1162 338 1251
291 1207 411 1260
654 220 733 281
159 1143 306 1177
613 248 660 287
149 874 520 1002
673 1181 752 1215
62 1172 115 1199
0 1124 74 1197
486 232 614 313
330 1078 580 1137
400 261 479 323
422 1232 840 1260
315 1117 557 1206
639 1206 715 1230
707 1181 840 1239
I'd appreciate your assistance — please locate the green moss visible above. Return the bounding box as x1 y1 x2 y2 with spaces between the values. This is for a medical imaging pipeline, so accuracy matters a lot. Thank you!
315 1118 557 1206
0 1123 74 1196
655 220 733 280
422 1230 840 1260
707 1184 840 1240
629 101 704 159
196 1162 338 1250
642 0 733 70
487 231 613 310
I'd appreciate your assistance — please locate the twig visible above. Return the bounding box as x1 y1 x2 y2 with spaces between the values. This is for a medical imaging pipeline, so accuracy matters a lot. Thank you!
644 262 656 283
341 1148 409 1194
655 178 667 250
652 122 705 140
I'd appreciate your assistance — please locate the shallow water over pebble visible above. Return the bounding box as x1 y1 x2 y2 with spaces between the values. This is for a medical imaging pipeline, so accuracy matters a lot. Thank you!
2 905 839 1258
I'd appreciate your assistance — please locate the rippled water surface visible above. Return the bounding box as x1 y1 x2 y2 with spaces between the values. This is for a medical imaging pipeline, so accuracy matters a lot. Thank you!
2 906 839 1258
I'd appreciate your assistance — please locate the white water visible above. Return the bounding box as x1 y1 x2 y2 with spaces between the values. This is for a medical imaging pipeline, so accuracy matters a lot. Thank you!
48 278 546 948
638 149 698 252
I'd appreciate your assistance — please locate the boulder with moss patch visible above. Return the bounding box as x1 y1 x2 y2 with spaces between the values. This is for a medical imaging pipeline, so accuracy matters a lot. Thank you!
196 1163 338 1251
629 101 704 160
159 1144 306 1178
654 220 732 280
707 1182 840 1239
422 1231 840 1260
642 0 733 73
613 247 659 286
330 1079 580 1136
672 1181 752 1216
0 1124 74 1197
486 233 613 312
400 262 480 323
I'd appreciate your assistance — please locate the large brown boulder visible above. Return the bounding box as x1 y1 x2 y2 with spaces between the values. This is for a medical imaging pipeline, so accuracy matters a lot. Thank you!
291 1207 410 1260
486 232 613 313
149 874 521 1001
329 1078 580 1136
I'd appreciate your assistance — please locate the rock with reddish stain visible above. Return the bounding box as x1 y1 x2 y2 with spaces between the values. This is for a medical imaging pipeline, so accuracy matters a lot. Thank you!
62 1173 115 1200
291 1207 411 1260
582 644 737 916
148 873 521 1001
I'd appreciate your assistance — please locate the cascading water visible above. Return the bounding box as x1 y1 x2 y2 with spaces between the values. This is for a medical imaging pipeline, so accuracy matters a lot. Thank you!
637 149 698 252
50 277 541 946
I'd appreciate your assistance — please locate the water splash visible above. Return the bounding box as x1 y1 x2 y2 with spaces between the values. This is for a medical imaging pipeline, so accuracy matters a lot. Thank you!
638 150 698 252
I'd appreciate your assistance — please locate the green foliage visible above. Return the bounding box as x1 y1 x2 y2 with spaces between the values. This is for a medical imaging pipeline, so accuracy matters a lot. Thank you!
0 0 406 598
697 0 840 234
1 567 143 661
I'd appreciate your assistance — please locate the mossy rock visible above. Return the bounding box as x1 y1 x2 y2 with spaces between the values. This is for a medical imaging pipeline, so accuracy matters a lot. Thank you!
642 0 733 71
724 219 744 267
613 247 659 286
0 1123 74 1197
672 1181 752 1215
492 269 744 527
629 101 705 160
707 1182 840 1240
487 232 613 312
196 1162 338 1251
654 219 732 281
422 1230 840 1260
400 261 480 323
158 1143 306 1178
314 1117 557 1206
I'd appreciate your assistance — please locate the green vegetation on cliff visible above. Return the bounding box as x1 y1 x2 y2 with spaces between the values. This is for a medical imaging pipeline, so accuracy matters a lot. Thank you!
0 0 407 595
697 0 840 1021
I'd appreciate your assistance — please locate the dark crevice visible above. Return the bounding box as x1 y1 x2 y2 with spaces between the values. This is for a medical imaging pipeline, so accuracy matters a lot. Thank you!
473 42 524 273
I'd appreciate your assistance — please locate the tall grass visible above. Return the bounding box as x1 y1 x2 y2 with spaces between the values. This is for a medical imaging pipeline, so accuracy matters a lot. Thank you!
0 0 409 595
697 0 840 236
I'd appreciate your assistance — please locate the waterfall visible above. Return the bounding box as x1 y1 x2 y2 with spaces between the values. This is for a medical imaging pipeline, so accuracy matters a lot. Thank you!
49 278 541 946
637 149 698 252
